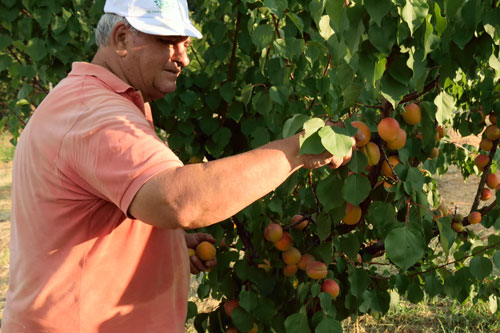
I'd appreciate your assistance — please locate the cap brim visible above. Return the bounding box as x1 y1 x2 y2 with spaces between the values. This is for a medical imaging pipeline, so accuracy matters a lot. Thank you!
127 16 202 39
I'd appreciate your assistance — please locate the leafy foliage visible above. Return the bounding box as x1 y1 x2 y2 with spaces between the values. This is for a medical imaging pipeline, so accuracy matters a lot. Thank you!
2 0 500 332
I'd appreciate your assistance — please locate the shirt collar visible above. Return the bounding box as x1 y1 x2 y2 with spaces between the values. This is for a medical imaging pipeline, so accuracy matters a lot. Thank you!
68 62 134 94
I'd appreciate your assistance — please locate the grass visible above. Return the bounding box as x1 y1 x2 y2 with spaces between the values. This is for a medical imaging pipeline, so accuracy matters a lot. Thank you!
0 131 497 332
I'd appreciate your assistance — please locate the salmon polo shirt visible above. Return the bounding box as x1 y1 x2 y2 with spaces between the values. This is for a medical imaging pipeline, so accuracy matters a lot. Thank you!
2 62 191 332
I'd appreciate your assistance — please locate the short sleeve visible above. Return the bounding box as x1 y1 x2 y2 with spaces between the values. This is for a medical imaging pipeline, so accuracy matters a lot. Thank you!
58 101 183 215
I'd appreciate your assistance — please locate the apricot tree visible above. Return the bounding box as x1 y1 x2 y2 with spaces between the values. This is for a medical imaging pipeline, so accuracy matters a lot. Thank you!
2 0 500 332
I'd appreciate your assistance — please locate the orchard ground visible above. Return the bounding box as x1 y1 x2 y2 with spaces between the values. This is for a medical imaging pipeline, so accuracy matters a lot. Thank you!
0 132 497 332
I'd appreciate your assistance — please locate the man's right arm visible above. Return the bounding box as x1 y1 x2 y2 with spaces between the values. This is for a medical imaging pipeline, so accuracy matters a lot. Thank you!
128 134 352 230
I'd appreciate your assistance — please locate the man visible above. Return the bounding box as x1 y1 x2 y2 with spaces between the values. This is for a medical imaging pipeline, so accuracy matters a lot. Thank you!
2 0 353 331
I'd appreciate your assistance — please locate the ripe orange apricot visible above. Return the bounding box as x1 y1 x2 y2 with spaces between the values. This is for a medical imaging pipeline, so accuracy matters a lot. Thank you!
481 188 492 201
343 203 362 225
264 223 283 242
436 125 445 139
188 248 196 257
377 117 401 142
474 154 489 171
386 128 407 150
490 112 497 125
468 211 482 225
224 299 239 317
485 124 500 140
429 147 439 159
196 241 216 261
321 279 340 299
351 121 371 147
248 323 258 333
361 142 380 166
402 103 422 125
274 232 293 251
381 155 401 178
282 247 301 265
283 264 298 277
487 173 499 189
297 253 315 271
290 214 309 230
452 222 464 232
480 138 493 151
306 261 328 279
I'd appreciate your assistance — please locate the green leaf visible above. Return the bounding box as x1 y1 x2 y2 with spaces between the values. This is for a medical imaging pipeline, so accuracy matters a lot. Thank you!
493 251 500 269
264 0 288 18
300 132 325 155
285 313 311 333
436 218 455 257
318 126 353 160
187 301 197 320
364 0 392 27
407 283 424 304
445 0 465 18
366 202 398 237
346 150 368 174
286 12 304 34
283 114 309 138
342 174 371 206
380 74 408 109
219 83 235 103
318 15 334 41
0 34 12 49
339 233 360 259
348 267 370 297
315 316 342 333
316 213 333 241
324 0 344 31
231 307 255 332
469 256 493 280
309 0 326 26
26 38 47 62
251 24 274 50
401 0 429 36
434 91 455 125
368 17 397 55
343 81 364 108
317 174 345 211
240 84 253 106
434 3 447 36
239 289 259 313
385 226 425 270
489 52 500 83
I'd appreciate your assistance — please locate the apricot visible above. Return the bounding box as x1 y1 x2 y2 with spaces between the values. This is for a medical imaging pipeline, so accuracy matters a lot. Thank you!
274 232 293 251
402 103 422 125
381 155 401 178
282 247 301 265
361 142 381 166
297 253 315 271
377 117 400 142
321 279 340 299
224 299 239 317
481 188 492 201
429 147 439 159
196 241 216 261
490 112 497 125
189 156 203 164
226 326 238 333
468 211 482 225
474 154 489 171
290 214 308 230
480 138 493 151
351 120 371 147
306 261 328 279
386 128 407 150
283 264 298 277
485 124 500 140
452 222 464 232
436 125 445 139
487 173 499 189
187 248 196 257
264 223 283 242
248 323 258 333
343 203 362 225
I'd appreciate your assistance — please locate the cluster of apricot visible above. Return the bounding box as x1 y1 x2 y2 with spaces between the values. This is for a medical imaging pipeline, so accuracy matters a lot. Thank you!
474 112 500 200
263 217 340 298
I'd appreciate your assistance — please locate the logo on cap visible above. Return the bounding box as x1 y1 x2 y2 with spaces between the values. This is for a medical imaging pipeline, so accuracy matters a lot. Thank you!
154 0 175 10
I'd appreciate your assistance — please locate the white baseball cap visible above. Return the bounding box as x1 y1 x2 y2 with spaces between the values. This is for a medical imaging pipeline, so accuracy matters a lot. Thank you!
104 0 202 38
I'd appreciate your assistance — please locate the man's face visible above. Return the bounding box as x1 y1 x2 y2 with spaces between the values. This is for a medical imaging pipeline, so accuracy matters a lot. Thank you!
121 29 191 102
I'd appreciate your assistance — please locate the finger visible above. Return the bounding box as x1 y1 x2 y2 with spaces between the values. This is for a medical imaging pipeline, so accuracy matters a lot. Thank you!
205 259 217 268
190 262 200 275
190 255 208 273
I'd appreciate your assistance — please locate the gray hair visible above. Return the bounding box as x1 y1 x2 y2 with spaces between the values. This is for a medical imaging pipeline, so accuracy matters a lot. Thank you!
94 13 139 47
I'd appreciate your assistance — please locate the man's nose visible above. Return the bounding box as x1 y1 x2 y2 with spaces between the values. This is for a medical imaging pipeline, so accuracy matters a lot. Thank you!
172 43 190 68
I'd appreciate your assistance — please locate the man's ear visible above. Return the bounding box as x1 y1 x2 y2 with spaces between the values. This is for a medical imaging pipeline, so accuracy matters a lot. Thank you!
110 22 130 57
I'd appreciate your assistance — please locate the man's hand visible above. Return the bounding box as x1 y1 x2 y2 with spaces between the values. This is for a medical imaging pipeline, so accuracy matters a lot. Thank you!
185 232 218 274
